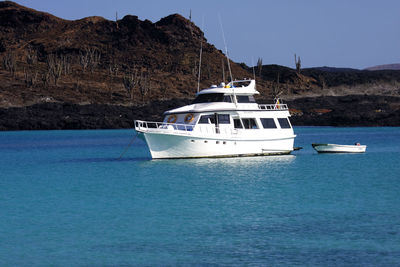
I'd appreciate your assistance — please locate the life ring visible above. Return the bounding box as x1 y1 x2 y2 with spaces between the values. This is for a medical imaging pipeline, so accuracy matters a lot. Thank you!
184 113 195 123
167 114 177 123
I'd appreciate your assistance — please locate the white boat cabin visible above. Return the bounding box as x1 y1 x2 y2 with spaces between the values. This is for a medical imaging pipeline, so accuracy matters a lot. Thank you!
151 79 293 136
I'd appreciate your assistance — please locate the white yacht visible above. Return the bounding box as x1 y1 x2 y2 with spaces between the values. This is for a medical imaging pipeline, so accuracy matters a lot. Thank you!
134 79 296 159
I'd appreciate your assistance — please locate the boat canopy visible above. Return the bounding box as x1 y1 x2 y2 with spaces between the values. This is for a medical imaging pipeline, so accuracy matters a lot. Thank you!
196 79 259 96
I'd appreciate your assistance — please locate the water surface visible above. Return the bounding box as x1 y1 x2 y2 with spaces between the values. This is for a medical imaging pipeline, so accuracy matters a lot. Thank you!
1 127 399 266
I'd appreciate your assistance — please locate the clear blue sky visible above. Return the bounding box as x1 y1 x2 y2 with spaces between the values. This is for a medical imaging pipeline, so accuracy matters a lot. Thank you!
15 0 400 69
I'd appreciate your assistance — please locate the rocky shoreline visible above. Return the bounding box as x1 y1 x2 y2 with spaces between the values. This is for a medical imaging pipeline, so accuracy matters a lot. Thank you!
0 99 191 131
287 95 400 126
0 95 399 131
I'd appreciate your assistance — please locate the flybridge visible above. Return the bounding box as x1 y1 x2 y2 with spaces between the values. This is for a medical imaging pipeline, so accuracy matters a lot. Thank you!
164 78 288 113
197 79 259 95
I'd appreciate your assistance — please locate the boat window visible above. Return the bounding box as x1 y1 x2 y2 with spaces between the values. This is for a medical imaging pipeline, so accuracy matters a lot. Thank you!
218 114 230 124
260 118 277 129
222 95 232 103
231 80 251 87
199 114 230 124
236 95 256 103
242 118 258 129
198 115 215 124
192 93 224 104
278 118 291 129
234 119 243 129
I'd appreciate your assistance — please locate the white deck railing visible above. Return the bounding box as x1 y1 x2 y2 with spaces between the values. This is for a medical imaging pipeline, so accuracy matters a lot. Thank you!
135 120 194 132
258 104 288 110
135 103 288 135
135 120 236 136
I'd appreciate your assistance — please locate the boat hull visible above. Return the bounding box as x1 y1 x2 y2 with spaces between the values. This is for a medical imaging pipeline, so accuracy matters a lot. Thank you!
140 132 295 159
312 143 367 153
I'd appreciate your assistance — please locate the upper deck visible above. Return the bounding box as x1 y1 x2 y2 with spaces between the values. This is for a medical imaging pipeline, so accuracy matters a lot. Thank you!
164 79 287 115
197 79 259 96
164 102 288 115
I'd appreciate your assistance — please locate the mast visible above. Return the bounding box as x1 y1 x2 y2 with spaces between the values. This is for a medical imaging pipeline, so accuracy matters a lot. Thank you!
197 33 203 93
219 15 233 83
250 57 257 91
221 58 225 83
218 15 236 106
197 17 204 93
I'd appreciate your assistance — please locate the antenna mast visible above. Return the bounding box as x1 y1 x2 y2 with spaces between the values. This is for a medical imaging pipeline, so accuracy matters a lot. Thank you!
251 57 256 90
218 15 233 83
197 17 204 93
251 57 256 80
221 58 225 83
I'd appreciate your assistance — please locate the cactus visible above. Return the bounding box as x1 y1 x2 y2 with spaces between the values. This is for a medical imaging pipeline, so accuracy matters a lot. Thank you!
294 53 301 74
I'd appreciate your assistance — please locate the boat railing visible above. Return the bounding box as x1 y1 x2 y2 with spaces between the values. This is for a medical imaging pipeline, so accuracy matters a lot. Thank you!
258 104 288 110
194 124 236 136
135 120 237 136
135 120 195 132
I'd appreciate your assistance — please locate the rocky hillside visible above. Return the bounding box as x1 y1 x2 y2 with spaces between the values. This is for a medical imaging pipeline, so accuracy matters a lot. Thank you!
252 64 400 98
365 64 400 71
0 1 255 108
0 1 400 129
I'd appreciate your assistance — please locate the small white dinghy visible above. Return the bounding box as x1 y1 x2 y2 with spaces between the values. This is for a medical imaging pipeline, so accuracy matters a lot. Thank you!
312 143 367 153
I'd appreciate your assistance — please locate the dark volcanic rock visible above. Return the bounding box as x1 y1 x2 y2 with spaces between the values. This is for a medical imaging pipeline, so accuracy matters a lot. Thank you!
0 96 399 131
0 103 131 130
0 99 192 131
285 95 400 126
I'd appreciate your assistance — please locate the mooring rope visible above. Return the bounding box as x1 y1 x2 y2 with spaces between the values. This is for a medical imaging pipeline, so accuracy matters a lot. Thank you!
118 132 139 160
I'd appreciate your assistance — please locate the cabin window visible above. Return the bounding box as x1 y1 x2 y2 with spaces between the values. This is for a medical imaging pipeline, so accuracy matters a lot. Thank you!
199 114 230 124
231 80 251 87
278 118 291 129
192 93 224 104
199 115 214 124
218 114 230 124
222 95 232 103
260 118 277 129
234 119 243 129
236 95 256 103
242 118 258 129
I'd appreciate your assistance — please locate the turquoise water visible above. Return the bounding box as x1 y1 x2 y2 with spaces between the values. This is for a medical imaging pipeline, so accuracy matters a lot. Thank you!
1 127 399 266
